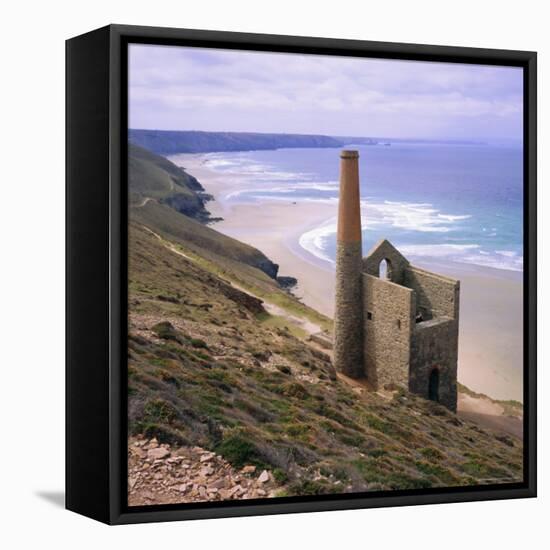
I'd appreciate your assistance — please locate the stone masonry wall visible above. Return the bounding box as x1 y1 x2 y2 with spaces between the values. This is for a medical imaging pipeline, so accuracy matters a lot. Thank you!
403 266 459 320
333 241 364 378
363 273 414 390
409 318 458 412
362 239 410 285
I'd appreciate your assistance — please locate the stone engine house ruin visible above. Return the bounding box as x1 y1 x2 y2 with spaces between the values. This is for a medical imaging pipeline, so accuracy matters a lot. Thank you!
334 150 460 412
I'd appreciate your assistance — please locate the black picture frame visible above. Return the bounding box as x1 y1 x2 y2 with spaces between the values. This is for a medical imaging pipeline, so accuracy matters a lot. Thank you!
66 24 537 525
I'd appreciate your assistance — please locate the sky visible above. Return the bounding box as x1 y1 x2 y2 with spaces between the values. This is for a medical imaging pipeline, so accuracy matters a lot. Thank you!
129 44 523 141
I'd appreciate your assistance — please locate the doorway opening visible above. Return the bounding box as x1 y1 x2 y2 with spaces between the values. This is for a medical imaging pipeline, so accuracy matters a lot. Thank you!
428 368 440 402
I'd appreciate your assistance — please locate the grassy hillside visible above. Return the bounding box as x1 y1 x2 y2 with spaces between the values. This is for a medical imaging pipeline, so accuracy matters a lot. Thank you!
129 143 213 221
129 129 344 155
131 200 281 280
128 223 523 497
129 143 286 281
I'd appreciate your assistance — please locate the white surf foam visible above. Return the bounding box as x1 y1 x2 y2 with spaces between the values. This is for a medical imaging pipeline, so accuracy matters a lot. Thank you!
398 244 481 257
298 218 338 265
363 200 470 233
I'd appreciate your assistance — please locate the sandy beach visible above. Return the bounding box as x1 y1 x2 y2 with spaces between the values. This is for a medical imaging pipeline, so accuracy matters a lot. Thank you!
173 154 524 404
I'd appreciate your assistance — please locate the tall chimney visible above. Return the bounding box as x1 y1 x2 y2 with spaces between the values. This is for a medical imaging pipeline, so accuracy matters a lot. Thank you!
333 150 364 378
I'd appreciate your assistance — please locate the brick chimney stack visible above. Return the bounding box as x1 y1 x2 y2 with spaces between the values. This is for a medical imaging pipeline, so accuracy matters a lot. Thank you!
333 150 364 378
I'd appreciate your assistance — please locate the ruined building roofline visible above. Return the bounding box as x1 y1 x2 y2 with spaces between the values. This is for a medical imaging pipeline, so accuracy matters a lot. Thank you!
406 265 460 286
360 262 460 287
362 238 459 286
364 238 409 263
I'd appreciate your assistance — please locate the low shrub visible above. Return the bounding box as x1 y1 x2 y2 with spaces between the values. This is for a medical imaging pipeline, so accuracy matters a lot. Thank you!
287 479 339 496
276 365 292 375
215 433 265 468
151 321 181 342
190 338 208 349
143 398 179 424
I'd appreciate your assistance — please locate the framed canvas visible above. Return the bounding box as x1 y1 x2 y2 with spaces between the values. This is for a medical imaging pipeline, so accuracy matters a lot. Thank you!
66 24 537 525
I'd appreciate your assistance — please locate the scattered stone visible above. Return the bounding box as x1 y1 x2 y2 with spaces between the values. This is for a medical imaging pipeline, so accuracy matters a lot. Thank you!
147 447 170 460
130 447 146 459
128 437 282 506
228 485 243 496
200 453 214 463
211 478 227 489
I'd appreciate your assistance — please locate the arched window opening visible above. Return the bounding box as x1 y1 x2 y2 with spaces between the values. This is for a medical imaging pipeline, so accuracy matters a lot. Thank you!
428 368 440 402
379 258 392 281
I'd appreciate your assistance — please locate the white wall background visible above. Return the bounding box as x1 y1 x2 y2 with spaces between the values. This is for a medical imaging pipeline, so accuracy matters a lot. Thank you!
1 0 546 546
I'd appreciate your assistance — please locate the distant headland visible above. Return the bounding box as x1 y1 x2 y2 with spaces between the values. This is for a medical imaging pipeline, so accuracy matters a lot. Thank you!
129 128 485 156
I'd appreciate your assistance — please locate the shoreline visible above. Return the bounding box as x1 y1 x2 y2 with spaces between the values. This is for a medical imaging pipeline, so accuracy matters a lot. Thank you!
171 153 524 404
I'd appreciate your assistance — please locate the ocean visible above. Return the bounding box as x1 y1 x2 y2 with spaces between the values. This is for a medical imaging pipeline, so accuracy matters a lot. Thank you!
187 142 523 273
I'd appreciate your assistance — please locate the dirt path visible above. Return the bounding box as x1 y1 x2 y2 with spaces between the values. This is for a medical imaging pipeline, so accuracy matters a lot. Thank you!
133 197 155 208
262 302 322 335
140 225 523 443
142 224 323 338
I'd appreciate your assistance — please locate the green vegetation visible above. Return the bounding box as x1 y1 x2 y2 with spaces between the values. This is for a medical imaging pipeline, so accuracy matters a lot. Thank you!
129 144 211 221
152 321 182 342
128 142 331 327
130 201 331 332
457 382 523 419
215 432 267 469
128 223 524 495
127 144 522 496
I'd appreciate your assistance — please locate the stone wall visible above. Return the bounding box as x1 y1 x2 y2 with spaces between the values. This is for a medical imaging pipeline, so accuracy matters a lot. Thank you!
403 266 459 320
409 317 458 412
333 241 364 378
362 239 410 285
362 273 414 389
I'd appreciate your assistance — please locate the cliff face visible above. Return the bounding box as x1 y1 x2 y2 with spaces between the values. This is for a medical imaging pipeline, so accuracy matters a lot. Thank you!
129 143 279 279
129 129 344 154
127 222 523 502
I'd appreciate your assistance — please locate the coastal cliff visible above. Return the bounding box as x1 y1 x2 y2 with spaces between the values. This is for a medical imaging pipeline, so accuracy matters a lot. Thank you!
130 143 280 279
130 129 345 154
127 144 523 504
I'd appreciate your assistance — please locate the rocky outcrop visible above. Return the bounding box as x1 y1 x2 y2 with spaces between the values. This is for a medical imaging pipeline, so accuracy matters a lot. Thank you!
130 144 280 280
254 258 279 279
215 280 266 315
277 276 298 289
161 193 210 221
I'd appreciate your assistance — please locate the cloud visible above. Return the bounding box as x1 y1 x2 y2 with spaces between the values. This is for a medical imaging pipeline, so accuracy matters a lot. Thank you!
129 44 523 140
